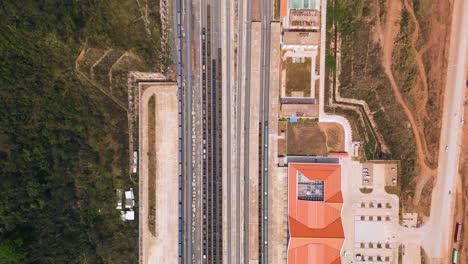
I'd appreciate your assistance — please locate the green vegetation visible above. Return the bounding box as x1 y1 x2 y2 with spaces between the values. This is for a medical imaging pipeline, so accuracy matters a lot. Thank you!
326 0 418 195
274 0 281 20
325 54 336 71
412 0 432 49
398 245 403 264
285 57 312 97
147 95 157 236
0 0 165 262
277 121 288 157
360 187 373 194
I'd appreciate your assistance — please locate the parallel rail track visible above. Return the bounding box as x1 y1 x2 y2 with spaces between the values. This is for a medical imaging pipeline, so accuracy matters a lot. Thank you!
201 7 223 261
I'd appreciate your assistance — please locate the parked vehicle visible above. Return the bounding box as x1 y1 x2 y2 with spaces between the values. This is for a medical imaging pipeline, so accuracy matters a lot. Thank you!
452 248 458 264
454 222 463 243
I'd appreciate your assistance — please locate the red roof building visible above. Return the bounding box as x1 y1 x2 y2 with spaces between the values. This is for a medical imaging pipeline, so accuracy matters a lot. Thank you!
288 163 344 264
280 0 288 17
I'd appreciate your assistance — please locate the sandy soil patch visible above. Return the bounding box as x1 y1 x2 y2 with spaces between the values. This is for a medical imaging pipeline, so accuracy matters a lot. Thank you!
140 83 178 264
319 122 345 152
287 122 328 156
285 57 312 97
285 121 344 156
277 121 288 157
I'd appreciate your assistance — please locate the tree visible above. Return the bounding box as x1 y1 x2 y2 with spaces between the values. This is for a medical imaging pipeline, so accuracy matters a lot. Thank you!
0 238 26 264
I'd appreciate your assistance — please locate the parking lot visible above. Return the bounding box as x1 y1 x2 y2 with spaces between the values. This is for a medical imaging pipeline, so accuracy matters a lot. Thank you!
360 163 398 190
340 160 400 263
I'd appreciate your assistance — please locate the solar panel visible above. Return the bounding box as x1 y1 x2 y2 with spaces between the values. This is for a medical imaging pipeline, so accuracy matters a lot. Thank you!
297 174 324 201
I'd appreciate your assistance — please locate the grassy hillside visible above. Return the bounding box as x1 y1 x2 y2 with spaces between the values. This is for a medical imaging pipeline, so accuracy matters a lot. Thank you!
325 0 451 216
0 1 164 263
325 0 417 190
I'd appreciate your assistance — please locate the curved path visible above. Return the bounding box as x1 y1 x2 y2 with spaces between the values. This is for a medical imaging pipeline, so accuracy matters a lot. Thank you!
388 0 468 262
322 0 468 262
318 0 353 153
373 0 436 203
403 0 429 115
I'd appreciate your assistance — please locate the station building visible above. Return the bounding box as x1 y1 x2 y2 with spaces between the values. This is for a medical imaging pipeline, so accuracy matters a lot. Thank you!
279 0 322 119
288 163 344 264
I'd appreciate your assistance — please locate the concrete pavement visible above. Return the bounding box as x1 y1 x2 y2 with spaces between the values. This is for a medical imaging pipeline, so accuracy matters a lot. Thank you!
139 83 179 264
402 0 468 261
318 0 468 262
317 0 353 153
394 0 467 262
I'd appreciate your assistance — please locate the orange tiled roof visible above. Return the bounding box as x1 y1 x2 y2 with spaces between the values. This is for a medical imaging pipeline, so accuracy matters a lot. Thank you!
281 0 288 17
288 163 344 264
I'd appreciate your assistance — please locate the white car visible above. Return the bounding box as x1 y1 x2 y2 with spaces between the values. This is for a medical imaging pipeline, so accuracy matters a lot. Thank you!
445 145 449 152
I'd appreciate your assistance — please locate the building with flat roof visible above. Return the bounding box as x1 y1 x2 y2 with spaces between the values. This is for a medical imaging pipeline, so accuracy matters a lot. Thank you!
288 0 319 9
288 163 344 264
281 0 321 30
125 189 135 209
283 31 320 46
281 0 320 17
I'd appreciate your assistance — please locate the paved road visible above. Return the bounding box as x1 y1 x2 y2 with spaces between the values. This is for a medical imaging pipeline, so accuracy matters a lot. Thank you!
241 0 252 262
424 0 468 259
396 0 468 262
234 0 254 262
317 0 353 153
325 0 467 262
318 0 468 261
235 0 243 261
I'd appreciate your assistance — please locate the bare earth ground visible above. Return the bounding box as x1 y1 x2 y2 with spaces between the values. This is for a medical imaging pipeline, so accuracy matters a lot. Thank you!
248 22 261 263
268 22 289 264
287 122 328 156
286 122 344 155
140 84 178 264
277 121 287 157
374 0 434 198
319 122 345 152
285 57 312 97
147 95 157 235
372 0 452 217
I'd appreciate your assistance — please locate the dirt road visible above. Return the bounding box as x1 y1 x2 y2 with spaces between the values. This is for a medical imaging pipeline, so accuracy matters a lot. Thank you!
396 0 468 261
139 83 179 264
403 0 429 115
374 0 435 203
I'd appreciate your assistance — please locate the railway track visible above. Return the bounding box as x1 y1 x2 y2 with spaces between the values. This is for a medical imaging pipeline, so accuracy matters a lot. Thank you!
175 0 183 263
201 8 223 261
